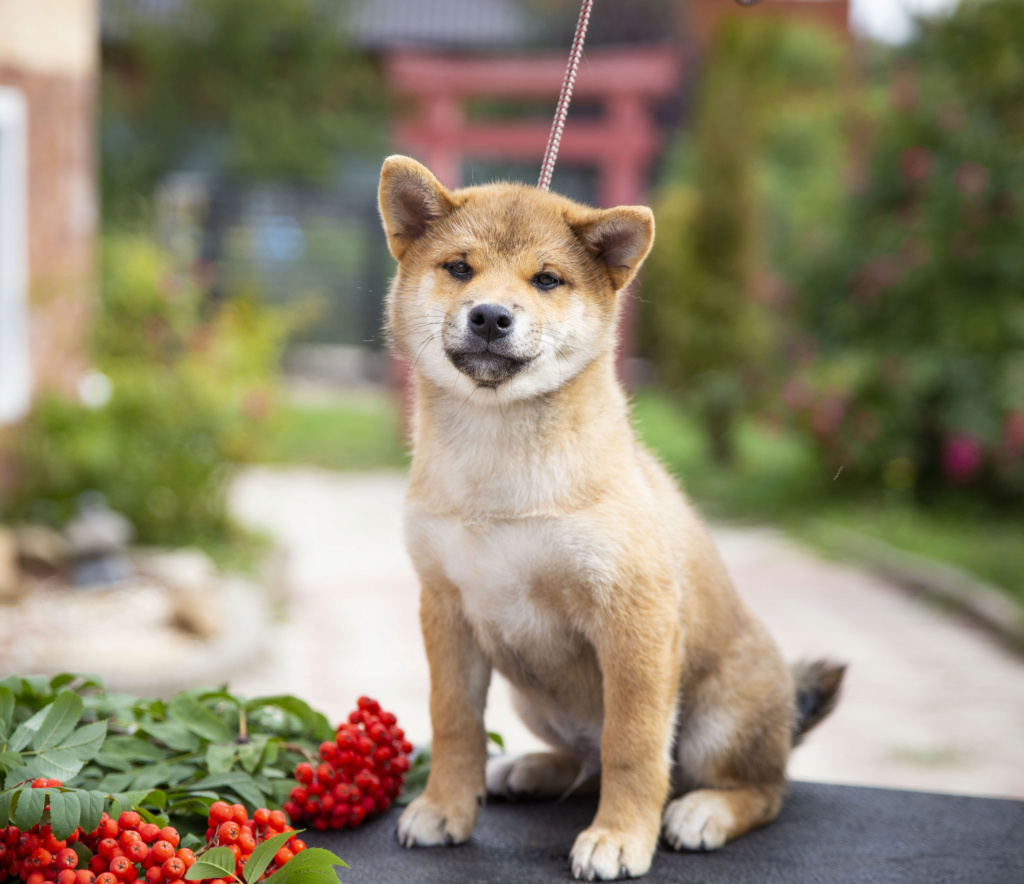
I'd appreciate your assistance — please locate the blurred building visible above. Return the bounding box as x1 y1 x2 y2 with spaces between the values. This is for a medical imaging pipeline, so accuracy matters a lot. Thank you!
0 0 99 421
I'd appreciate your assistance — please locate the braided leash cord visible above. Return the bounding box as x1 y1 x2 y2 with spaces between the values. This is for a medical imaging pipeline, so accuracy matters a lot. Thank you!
537 0 594 191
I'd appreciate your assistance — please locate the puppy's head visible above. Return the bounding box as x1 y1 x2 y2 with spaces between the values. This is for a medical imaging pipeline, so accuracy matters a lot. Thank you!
379 155 654 402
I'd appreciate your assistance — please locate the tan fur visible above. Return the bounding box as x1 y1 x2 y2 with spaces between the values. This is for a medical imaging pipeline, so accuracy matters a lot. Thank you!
380 156 836 880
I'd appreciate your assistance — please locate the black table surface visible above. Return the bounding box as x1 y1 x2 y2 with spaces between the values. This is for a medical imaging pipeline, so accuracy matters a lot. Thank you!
307 781 1024 884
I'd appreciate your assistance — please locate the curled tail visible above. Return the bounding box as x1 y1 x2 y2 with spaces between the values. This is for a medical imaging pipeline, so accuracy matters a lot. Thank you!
791 659 846 746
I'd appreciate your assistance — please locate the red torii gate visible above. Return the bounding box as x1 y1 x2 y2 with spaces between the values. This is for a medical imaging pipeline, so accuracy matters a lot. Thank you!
382 46 681 384
382 46 681 208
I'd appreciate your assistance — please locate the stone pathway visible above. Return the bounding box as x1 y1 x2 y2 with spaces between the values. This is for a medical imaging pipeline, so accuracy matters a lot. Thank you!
229 467 1024 800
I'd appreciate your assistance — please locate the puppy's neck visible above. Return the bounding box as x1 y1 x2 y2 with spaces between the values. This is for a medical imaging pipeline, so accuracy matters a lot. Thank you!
408 353 632 519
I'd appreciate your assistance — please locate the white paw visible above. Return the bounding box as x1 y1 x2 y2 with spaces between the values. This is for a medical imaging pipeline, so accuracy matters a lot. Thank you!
486 753 567 799
661 791 733 851
396 795 476 847
570 826 654 881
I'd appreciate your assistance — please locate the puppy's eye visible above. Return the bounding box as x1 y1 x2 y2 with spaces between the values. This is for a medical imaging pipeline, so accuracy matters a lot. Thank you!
533 272 562 291
444 261 472 281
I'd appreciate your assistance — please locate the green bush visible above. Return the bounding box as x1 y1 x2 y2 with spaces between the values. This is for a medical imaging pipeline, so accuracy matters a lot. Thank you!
2 236 296 548
643 19 849 464
790 0 1024 507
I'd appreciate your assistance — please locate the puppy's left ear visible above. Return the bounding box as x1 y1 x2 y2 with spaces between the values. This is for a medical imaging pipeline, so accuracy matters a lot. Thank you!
573 206 655 291
379 155 457 261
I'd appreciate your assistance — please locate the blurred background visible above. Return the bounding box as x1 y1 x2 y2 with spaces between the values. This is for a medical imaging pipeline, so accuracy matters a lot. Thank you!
1 0 1022 801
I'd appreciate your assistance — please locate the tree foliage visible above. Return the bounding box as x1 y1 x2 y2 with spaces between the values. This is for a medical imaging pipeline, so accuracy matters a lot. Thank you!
791 0 1024 506
102 0 387 221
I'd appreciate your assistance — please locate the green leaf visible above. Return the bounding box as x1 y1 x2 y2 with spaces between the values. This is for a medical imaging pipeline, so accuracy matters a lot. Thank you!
0 687 14 729
487 731 504 750
139 721 201 752
79 790 107 835
31 692 85 751
5 765 36 789
185 846 237 881
31 747 89 781
129 763 196 792
206 743 237 775
13 786 45 830
99 736 166 764
168 696 233 744
55 720 108 761
242 829 301 884
69 841 93 866
0 788 14 826
137 806 170 828
188 772 265 809
236 739 267 775
263 848 348 884
10 706 51 752
0 750 23 772
98 772 134 793
50 789 82 840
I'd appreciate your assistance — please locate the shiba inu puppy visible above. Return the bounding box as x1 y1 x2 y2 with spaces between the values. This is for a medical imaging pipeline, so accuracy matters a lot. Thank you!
379 155 844 881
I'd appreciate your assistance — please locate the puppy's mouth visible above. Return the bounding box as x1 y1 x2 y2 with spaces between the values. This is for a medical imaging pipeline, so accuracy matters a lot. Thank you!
445 347 533 388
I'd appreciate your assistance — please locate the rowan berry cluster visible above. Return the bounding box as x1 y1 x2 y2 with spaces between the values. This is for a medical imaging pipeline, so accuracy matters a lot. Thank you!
201 803 303 884
0 780 195 884
285 697 413 830
0 781 306 884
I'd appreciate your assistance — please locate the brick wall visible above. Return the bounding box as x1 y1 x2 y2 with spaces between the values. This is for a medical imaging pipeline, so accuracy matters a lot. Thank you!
0 0 98 398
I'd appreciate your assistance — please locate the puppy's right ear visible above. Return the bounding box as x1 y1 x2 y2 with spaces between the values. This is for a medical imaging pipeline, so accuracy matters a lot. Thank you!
378 156 456 261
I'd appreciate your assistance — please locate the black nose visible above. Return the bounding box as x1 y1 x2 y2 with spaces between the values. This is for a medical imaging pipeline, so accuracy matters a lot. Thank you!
468 303 514 342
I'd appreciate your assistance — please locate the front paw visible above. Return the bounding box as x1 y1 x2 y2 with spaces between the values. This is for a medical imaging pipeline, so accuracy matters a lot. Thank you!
570 825 655 881
396 794 479 848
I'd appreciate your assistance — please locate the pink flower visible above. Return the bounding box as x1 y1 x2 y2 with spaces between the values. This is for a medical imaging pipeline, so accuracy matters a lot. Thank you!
954 162 990 197
1003 411 1024 452
782 377 814 412
943 434 984 484
811 395 846 440
900 147 933 186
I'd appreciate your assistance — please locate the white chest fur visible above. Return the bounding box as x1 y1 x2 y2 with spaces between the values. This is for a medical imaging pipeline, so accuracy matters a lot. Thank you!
409 512 575 653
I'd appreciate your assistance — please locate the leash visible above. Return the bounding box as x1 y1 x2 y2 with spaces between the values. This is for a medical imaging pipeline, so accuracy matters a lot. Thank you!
538 0 594 191
537 0 762 191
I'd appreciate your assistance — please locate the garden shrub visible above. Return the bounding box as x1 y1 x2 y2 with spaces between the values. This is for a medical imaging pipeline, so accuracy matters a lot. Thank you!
1 235 298 548
790 0 1024 507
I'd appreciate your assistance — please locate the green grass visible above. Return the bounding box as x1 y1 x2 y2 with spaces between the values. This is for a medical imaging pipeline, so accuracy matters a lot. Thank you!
260 387 1024 611
631 390 1024 610
262 391 409 472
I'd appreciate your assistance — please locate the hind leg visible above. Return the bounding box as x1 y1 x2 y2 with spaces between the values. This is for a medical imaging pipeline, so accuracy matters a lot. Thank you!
487 751 597 799
662 784 784 851
664 638 794 851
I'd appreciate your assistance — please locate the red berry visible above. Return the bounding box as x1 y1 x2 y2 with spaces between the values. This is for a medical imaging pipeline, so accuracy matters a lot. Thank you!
272 849 293 867
156 831 177 851
146 843 173 868
124 843 147 865
107 857 134 883
75 872 96 884
159 860 183 881
315 764 337 786
55 850 78 872
59 871 78 884
117 833 140 850
268 811 287 831
293 763 314 786
207 802 231 825
216 823 239 845
96 875 117 884
173 851 194 871
252 809 270 829
229 806 246 827
116 814 139 834
287 839 305 854
143 870 162 884
88 857 108 876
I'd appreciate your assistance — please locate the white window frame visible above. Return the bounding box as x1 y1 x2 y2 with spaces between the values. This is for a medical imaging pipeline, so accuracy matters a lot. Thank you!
0 87 31 425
